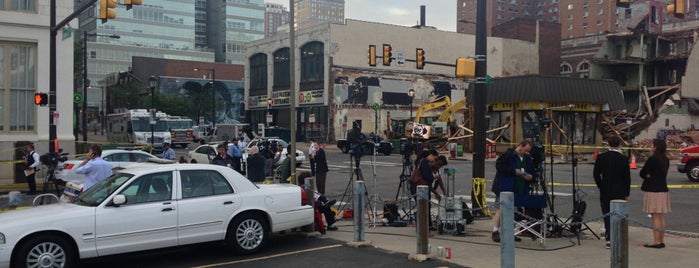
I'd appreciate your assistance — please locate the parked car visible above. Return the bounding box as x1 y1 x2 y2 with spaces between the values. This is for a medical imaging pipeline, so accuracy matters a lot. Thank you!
245 138 305 167
54 149 171 184
678 145 699 182
0 164 313 268
187 143 248 174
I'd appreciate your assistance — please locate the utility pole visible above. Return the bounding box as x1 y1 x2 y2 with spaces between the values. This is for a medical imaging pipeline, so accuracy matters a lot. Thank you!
50 0 100 152
289 0 297 180
472 0 487 183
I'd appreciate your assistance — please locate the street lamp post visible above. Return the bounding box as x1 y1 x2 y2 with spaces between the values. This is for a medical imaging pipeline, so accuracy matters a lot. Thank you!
626 117 632 160
267 98 273 127
148 76 158 151
82 30 119 141
194 68 216 127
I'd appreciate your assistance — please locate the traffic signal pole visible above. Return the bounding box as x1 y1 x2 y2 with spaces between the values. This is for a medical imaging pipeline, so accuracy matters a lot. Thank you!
49 0 99 152
473 0 487 182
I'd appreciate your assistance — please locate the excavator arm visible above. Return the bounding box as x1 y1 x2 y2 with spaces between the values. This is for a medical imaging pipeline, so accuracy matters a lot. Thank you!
436 97 467 122
413 96 451 123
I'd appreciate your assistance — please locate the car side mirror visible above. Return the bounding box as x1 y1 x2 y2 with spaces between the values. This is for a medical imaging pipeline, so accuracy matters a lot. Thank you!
112 194 126 206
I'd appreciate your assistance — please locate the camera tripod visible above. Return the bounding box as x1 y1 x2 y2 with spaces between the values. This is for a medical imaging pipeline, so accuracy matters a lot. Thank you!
337 146 376 226
394 152 415 223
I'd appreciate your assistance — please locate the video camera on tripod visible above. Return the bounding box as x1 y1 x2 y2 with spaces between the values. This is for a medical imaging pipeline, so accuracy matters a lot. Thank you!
39 150 68 168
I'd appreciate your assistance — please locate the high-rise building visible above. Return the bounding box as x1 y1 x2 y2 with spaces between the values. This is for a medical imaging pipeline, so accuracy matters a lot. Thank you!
457 0 698 39
265 3 289 37
205 0 266 64
77 0 214 114
294 0 345 30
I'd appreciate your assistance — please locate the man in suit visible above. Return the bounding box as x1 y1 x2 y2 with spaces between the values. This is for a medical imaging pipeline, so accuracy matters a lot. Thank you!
246 146 266 183
593 136 631 249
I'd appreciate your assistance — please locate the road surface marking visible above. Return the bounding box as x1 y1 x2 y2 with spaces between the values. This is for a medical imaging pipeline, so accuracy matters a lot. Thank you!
191 244 343 268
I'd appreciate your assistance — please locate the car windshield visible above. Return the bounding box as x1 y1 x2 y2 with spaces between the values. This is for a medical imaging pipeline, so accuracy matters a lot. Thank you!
75 172 134 206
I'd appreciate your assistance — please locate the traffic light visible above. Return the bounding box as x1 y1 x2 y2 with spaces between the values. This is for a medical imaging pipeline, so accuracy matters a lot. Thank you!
455 57 476 79
416 48 426 69
34 93 48 106
100 0 117 23
616 0 630 8
382 44 393 66
124 0 143 10
667 0 687 19
368 45 377 67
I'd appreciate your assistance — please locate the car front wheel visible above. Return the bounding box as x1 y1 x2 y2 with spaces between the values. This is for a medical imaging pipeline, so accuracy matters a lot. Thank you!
13 234 75 268
226 213 268 255
687 163 699 182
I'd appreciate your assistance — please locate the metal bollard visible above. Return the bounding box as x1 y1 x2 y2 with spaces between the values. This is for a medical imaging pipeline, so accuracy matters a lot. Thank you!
611 200 628 268
500 192 515 268
304 177 315 232
353 181 366 242
416 185 429 254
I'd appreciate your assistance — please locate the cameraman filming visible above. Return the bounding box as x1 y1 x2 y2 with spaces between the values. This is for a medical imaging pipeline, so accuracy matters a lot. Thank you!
347 121 364 179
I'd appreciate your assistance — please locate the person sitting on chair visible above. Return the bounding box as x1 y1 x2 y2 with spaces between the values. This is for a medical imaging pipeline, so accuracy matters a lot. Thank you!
297 171 337 231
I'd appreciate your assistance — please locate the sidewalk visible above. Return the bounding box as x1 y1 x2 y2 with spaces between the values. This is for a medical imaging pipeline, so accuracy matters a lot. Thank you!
323 214 699 267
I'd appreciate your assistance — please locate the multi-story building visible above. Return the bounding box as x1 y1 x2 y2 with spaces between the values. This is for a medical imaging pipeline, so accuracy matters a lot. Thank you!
1 1 76 180
265 3 289 37
205 0 265 64
294 0 344 30
458 0 698 40
244 19 540 143
77 0 215 118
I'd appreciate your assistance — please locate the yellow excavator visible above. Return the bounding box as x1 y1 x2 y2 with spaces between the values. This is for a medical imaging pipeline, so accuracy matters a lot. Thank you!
406 96 467 140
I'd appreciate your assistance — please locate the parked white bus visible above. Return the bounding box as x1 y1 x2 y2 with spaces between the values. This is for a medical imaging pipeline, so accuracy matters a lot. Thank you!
106 109 171 149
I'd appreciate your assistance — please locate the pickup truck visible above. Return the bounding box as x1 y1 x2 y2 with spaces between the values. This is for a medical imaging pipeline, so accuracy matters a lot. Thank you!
677 145 699 182
337 134 393 156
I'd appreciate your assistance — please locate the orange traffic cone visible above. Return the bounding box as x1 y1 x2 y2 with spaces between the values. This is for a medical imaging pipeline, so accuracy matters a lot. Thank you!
630 154 637 169
593 150 598 160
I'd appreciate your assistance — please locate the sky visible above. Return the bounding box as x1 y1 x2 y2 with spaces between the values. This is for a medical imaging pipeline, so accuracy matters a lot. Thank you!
264 0 457 32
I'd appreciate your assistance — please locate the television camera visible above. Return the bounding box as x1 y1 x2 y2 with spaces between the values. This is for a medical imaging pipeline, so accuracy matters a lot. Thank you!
40 150 68 167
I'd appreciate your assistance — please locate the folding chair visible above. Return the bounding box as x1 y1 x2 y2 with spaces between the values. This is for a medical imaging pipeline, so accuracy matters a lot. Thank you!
514 194 548 245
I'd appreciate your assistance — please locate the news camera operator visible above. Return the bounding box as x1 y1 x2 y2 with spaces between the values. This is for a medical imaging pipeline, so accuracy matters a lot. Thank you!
347 121 364 179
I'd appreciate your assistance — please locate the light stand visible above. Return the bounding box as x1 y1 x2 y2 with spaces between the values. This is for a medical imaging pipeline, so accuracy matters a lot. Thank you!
395 138 415 223
370 138 381 227
148 76 158 153
194 67 216 127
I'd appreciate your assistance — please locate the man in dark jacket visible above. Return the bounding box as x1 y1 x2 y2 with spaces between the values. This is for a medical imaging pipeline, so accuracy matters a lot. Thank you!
246 146 267 182
593 136 630 248
491 140 535 242
314 145 329 194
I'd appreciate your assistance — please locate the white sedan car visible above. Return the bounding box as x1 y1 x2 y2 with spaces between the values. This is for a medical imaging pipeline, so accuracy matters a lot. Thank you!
54 149 168 184
0 164 313 267
245 138 305 167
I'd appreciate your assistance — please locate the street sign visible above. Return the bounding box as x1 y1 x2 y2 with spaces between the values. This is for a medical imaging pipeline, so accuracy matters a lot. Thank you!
266 114 273 123
372 103 380 111
395 51 405 67
62 26 72 41
73 93 83 104
309 113 316 123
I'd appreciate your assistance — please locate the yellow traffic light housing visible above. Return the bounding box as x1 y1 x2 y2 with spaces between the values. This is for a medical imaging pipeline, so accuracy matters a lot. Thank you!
382 44 393 66
667 0 687 19
616 0 630 8
125 0 143 10
455 57 476 79
100 0 117 23
416 48 426 69
368 45 377 67
34 93 48 106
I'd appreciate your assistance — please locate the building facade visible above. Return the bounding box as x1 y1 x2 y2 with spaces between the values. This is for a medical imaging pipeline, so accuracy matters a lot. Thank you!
265 3 289 37
1 1 76 180
244 19 539 143
294 0 345 30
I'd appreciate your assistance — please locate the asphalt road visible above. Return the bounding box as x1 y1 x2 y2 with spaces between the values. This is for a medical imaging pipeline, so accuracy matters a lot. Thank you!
77 233 462 268
174 145 698 233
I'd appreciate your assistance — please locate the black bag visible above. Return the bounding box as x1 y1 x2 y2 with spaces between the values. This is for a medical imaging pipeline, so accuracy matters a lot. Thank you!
383 202 399 224
462 202 475 224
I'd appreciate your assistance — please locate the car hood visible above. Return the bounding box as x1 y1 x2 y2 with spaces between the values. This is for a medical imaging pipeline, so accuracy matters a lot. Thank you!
0 202 94 229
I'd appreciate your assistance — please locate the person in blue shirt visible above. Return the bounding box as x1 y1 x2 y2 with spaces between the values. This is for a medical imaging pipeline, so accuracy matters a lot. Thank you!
227 139 243 173
161 143 176 160
76 144 113 192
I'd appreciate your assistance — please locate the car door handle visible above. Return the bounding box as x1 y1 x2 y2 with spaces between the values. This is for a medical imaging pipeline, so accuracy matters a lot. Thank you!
162 207 174 212
223 201 233 205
